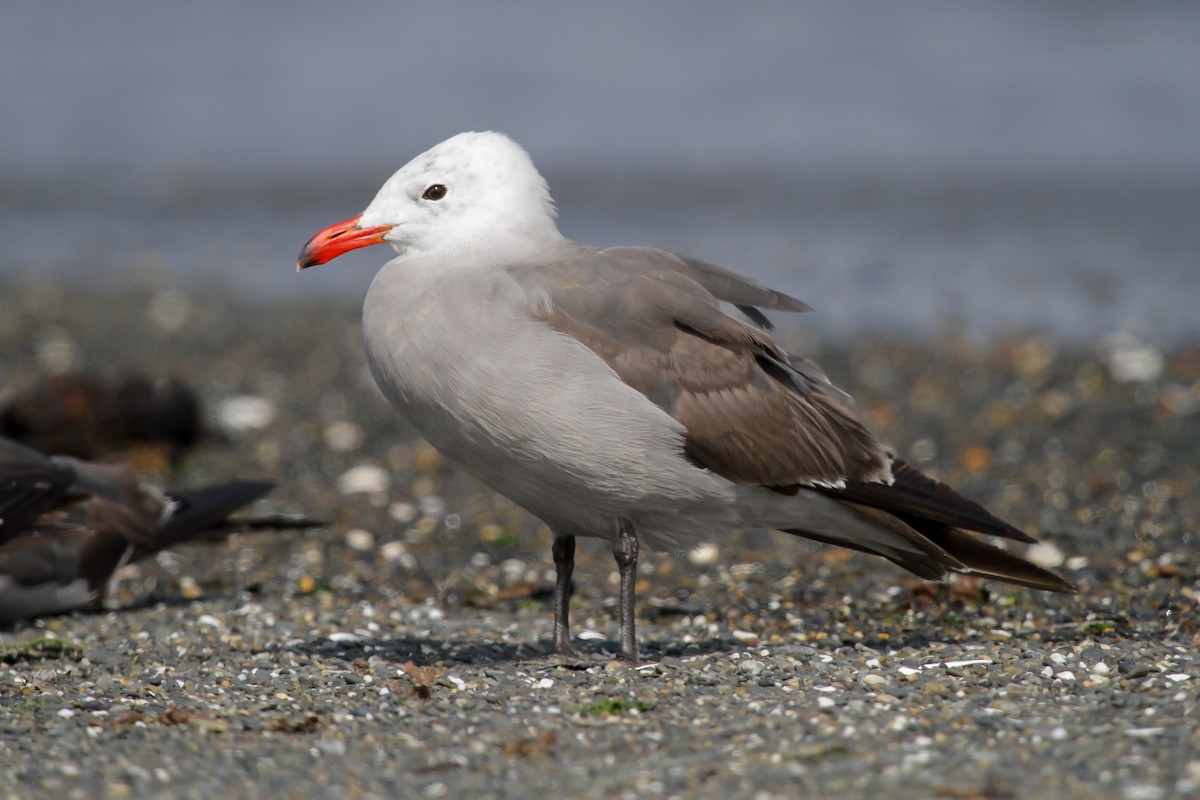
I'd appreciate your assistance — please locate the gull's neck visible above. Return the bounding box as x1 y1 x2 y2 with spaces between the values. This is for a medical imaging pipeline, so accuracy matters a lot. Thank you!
400 226 568 271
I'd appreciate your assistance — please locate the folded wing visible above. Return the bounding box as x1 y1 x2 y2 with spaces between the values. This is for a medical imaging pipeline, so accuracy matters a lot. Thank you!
523 246 1073 593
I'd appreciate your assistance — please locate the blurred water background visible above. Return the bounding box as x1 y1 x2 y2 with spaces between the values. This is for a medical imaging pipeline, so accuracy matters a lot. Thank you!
2 1 1197 343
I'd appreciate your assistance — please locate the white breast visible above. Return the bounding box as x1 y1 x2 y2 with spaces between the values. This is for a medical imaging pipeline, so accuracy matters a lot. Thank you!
361 258 736 548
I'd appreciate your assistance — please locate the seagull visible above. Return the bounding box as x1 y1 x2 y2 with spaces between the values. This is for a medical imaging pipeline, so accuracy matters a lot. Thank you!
298 131 1074 661
0 437 307 624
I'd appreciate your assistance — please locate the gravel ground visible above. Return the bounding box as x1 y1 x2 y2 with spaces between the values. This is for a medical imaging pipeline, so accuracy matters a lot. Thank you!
0 282 1197 800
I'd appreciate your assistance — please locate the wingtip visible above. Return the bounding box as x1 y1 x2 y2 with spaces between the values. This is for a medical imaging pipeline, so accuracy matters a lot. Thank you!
961 566 1078 594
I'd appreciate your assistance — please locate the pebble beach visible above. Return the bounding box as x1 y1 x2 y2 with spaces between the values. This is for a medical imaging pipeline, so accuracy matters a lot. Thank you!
0 282 1197 800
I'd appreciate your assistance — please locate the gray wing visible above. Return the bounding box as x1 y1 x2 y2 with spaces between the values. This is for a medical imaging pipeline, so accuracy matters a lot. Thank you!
518 246 891 487
667 252 812 330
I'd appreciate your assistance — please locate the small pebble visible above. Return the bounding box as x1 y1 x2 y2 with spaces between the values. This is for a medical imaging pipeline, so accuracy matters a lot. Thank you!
217 395 276 432
688 543 720 566
338 465 390 495
345 529 375 551
324 421 365 452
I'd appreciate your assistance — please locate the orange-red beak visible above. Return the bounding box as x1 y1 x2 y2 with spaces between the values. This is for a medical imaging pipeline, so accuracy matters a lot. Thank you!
297 214 391 270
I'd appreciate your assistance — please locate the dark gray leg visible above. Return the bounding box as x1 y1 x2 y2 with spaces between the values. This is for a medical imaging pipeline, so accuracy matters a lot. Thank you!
613 522 639 662
550 535 577 656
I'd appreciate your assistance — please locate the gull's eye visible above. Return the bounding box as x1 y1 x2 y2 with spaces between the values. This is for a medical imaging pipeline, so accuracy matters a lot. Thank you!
422 184 448 201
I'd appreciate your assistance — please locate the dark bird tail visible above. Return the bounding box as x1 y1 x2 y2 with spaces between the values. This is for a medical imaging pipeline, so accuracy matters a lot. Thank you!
150 480 277 554
797 459 1075 593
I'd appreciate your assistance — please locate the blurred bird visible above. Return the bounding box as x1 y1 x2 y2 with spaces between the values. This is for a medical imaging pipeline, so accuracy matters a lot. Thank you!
0 437 311 624
0 372 203 467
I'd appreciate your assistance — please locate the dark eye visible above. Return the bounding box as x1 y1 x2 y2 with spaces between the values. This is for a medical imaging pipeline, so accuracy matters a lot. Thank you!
422 184 447 201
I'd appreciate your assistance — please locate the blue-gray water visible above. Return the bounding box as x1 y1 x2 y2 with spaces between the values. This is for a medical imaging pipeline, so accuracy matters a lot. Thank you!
3 1 1198 342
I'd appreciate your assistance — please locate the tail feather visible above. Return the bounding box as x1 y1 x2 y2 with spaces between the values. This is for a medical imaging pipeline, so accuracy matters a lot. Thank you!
786 525 949 581
148 480 276 555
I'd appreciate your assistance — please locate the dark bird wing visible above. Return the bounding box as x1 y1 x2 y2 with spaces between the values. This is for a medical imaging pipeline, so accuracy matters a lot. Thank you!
0 438 76 544
818 460 1034 543
150 480 277 554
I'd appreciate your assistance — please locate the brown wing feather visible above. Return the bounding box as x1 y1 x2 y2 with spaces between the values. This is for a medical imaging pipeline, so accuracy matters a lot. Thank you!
663 252 814 319
669 319 890 485
533 248 890 487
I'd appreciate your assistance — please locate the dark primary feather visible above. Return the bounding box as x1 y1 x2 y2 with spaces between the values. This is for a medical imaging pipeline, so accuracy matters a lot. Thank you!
924 527 1075 592
809 461 1075 592
0 438 77 542
818 460 1036 544
152 481 275 553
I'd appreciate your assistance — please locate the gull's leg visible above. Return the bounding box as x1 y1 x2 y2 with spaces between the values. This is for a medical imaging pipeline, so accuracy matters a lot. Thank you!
550 535 577 656
613 522 640 662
